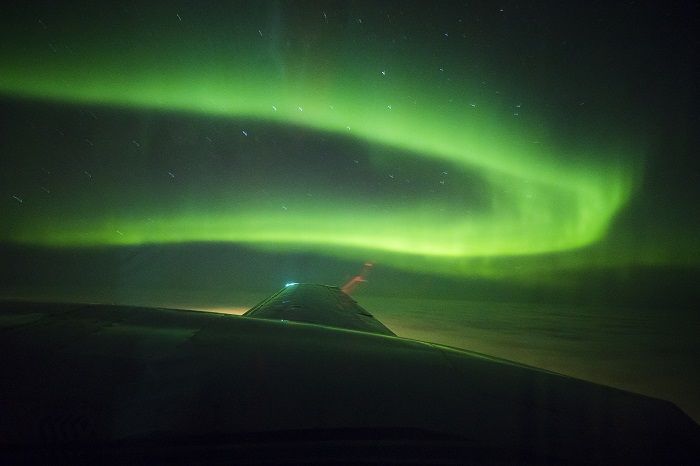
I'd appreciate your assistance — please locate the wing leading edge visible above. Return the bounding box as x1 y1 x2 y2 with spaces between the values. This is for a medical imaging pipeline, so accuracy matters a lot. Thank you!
243 283 395 336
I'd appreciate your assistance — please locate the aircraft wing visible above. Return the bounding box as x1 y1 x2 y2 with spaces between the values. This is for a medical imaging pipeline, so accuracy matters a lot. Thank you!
243 283 396 336
1 298 698 464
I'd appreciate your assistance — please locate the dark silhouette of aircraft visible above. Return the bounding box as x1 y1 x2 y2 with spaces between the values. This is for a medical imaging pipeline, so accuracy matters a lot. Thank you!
1 282 698 464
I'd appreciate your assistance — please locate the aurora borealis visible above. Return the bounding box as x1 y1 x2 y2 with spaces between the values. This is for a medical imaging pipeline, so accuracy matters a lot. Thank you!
0 1 655 278
1 0 698 282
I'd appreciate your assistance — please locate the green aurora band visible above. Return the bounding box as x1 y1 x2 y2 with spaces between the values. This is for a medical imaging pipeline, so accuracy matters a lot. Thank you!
0 12 643 277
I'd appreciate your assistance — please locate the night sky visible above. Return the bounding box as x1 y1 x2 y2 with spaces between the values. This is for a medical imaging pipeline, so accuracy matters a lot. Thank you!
1 1 699 418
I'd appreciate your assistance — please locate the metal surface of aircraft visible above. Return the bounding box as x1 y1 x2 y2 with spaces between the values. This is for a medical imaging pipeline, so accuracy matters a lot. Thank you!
1 282 699 464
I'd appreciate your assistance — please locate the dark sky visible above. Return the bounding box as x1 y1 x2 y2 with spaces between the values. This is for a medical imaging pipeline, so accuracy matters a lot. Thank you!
0 1 698 305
